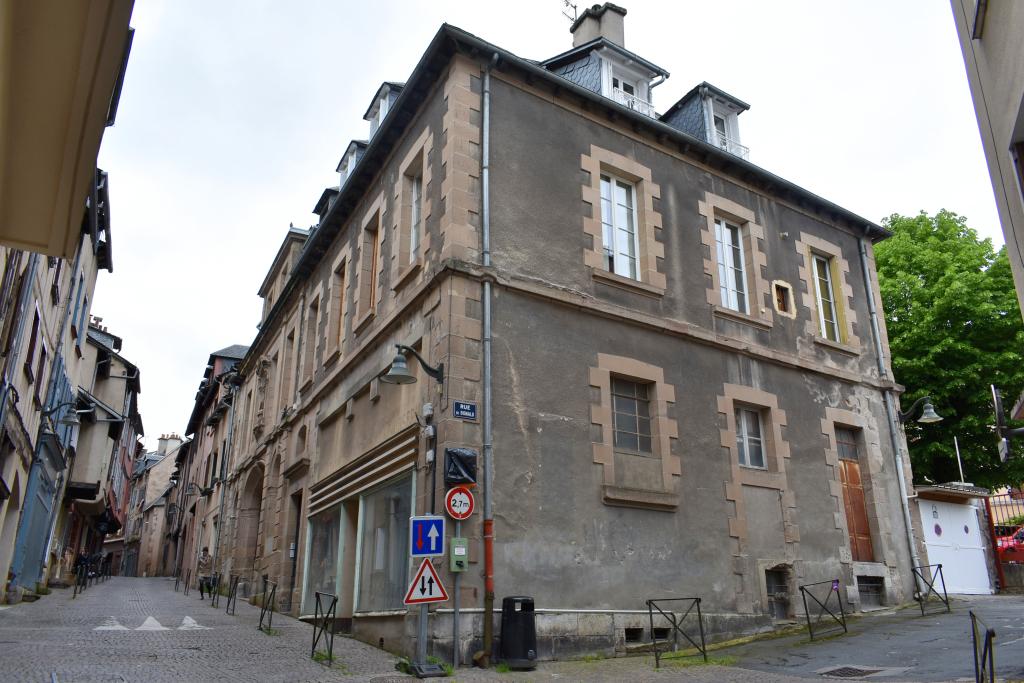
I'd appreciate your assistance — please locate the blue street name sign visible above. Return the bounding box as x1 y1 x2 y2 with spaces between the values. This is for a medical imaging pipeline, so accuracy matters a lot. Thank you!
410 515 446 558
453 401 477 420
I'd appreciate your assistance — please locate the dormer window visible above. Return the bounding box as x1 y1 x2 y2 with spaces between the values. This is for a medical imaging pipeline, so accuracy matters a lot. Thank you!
660 83 750 160
540 9 667 121
601 56 657 117
336 141 367 189
363 82 404 140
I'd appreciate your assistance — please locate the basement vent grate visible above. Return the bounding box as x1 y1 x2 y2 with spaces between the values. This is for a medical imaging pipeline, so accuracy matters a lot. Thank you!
820 666 883 678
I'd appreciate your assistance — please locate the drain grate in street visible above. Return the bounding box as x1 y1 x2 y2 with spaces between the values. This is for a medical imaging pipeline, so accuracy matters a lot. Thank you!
820 666 883 678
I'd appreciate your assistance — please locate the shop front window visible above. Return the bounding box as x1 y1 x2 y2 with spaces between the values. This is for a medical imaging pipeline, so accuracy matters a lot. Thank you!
303 505 341 612
356 474 412 612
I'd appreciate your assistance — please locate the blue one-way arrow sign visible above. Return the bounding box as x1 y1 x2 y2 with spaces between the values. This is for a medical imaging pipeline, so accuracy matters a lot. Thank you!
410 515 445 558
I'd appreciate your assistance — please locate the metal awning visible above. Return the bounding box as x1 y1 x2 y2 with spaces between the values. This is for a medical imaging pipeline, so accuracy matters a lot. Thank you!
916 482 990 503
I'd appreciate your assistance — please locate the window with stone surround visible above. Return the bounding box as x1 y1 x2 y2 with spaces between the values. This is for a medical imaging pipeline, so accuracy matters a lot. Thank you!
812 253 840 342
735 406 766 469
590 354 679 510
355 199 384 330
392 128 432 291
301 293 320 388
580 145 665 295
326 252 349 361
611 377 652 455
698 192 772 327
715 218 749 314
600 173 641 280
794 233 860 350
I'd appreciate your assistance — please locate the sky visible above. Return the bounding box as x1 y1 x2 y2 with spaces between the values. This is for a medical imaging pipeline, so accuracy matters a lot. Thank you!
95 0 1001 449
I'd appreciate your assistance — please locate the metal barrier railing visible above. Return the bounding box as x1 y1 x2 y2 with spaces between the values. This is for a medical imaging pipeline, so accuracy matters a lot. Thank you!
799 579 847 640
311 592 339 665
970 611 996 683
72 564 87 598
210 573 221 608
258 579 277 632
183 569 192 597
912 563 951 615
646 597 707 668
225 575 240 615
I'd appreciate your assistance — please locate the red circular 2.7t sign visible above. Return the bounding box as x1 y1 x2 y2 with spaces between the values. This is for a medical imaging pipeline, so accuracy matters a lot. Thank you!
445 486 475 520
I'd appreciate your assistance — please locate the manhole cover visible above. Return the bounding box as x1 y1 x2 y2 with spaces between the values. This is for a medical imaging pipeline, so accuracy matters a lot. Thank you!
821 667 883 679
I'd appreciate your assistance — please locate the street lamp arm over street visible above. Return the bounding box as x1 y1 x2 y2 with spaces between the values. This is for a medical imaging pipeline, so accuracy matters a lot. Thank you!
898 395 943 424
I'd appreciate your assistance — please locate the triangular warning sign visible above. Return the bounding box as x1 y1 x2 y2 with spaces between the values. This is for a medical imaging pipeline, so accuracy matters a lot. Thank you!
404 558 449 605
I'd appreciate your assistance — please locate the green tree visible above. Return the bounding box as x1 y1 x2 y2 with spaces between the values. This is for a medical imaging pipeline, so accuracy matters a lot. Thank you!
876 210 1024 488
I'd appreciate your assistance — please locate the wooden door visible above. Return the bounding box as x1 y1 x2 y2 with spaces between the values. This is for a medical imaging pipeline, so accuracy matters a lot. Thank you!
837 428 875 562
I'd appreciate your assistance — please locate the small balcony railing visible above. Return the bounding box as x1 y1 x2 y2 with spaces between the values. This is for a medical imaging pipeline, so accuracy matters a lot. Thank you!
714 131 750 160
611 87 657 118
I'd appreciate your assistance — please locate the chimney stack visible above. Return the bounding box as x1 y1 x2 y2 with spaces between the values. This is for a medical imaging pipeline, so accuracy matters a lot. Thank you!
570 3 627 48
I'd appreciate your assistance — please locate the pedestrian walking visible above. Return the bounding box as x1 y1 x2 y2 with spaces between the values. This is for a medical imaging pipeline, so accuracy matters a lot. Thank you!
196 547 213 600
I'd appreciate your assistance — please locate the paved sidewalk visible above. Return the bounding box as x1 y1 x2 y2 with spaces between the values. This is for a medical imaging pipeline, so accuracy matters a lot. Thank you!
0 576 399 682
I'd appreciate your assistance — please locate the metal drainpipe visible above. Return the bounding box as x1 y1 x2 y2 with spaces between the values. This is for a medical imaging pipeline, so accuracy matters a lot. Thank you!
480 51 499 666
858 237 923 591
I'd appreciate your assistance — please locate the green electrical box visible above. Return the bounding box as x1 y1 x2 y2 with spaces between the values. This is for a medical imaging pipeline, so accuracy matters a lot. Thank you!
450 537 468 572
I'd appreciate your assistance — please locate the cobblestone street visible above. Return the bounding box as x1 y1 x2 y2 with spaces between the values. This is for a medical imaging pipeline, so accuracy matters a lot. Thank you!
3 578 1022 682
0 577 399 682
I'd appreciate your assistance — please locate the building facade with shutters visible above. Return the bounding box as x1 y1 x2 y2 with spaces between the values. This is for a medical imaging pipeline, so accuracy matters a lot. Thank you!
196 4 925 660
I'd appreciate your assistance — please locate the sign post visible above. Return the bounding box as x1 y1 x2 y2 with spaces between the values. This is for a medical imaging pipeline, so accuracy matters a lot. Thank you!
408 517 448 678
444 486 475 669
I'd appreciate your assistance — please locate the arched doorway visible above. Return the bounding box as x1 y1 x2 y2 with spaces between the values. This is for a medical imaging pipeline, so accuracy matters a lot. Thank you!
234 463 264 590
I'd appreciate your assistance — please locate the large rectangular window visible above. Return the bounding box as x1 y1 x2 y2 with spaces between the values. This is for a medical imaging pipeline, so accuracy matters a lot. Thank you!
813 254 840 342
303 506 342 611
715 218 748 313
611 377 652 455
356 474 411 612
735 407 766 469
600 174 640 280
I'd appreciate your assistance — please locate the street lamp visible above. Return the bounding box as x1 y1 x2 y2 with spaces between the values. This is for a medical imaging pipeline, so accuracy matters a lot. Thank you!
898 396 943 424
379 343 445 677
41 400 91 428
379 344 444 386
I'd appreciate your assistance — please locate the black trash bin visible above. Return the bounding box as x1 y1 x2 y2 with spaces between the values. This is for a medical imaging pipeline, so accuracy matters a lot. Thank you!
500 596 537 669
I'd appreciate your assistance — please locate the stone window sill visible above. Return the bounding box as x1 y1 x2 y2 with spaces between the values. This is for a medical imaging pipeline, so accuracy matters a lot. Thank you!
812 336 860 357
323 346 341 367
602 484 677 511
713 305 773 330
392 260 421 292
591 268 665 298
353 309 375 335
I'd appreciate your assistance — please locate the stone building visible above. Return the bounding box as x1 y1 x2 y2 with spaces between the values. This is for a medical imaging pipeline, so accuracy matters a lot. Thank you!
0 0 133 601
171 346 247 587
0 179 115 600
196 4 924 661
951 0 1024 310
49 320 144 583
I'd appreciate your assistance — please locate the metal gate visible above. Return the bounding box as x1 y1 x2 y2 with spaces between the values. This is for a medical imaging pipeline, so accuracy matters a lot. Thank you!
985 489 1024 590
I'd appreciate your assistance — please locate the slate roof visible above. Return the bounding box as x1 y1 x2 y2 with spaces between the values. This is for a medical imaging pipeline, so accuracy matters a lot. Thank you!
212 344 248 360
